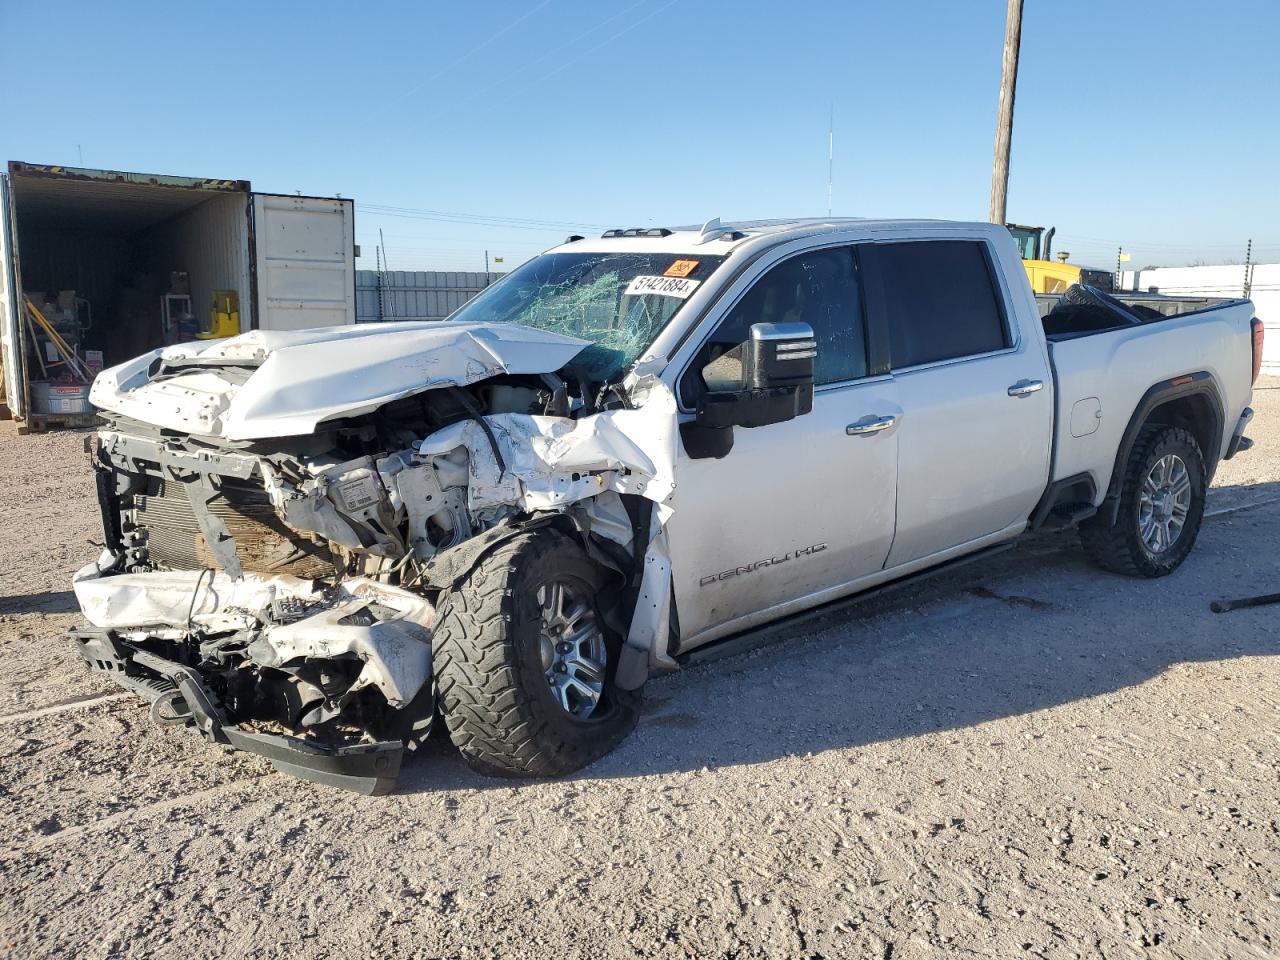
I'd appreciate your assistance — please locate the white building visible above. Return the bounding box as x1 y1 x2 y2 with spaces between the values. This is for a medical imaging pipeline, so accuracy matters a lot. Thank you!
1122 263 1280 373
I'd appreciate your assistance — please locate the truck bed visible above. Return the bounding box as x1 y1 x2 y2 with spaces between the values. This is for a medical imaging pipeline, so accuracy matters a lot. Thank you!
1035 291 1226 322
1046 296 1256 500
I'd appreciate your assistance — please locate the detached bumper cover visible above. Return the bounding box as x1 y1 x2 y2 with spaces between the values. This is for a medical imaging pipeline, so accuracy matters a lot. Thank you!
70 627 403 795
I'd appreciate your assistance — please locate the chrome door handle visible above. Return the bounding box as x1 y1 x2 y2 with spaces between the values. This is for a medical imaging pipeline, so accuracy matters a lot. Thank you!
1008 379 1044 398
846 415 897 436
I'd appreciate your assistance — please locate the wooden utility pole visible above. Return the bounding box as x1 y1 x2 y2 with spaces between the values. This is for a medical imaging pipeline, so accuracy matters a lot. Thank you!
988 0 1024 225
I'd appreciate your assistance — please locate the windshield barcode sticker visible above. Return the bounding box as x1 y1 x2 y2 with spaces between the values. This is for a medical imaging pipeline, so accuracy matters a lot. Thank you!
624 275 702 299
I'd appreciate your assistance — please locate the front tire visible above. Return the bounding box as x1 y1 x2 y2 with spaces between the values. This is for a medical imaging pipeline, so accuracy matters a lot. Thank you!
432 528 640 777
1080 425 1206 577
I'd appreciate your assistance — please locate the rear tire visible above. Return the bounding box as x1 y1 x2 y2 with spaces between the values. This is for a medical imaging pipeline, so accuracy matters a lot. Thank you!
432 528 640 777
1080 425 1206 577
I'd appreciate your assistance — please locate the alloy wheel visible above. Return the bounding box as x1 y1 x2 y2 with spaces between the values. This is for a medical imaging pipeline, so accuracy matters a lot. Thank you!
536 579 608 718
1138 453 1192 554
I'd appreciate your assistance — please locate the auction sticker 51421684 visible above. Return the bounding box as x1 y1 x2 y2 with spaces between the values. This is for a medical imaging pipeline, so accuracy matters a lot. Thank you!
625 275 702 298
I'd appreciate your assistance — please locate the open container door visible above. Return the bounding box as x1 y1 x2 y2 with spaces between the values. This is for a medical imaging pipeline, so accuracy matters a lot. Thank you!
0 173 26 420
251 194 355 331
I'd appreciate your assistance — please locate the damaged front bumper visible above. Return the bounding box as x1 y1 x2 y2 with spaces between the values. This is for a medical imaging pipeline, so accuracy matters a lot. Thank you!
70 626 406 795
70 564 436 795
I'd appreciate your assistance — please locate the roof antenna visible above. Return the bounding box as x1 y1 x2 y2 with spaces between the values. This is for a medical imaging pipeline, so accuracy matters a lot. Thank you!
695 218 723 245
827 103 834 218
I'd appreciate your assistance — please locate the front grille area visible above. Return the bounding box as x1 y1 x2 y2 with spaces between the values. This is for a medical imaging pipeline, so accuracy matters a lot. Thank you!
132 479 333 578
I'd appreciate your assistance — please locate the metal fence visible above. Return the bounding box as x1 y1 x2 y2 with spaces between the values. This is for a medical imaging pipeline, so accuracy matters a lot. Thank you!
355 270 503 322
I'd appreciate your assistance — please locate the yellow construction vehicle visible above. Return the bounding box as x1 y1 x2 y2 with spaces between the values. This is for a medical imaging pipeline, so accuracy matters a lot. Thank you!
1006 224 1114 294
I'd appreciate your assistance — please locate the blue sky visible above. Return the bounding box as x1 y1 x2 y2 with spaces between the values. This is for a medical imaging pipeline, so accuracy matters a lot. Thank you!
2 0 1277 272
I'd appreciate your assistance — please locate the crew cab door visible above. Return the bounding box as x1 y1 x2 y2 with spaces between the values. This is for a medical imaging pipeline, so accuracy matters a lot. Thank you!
860 237 1052 566
664 243 900 648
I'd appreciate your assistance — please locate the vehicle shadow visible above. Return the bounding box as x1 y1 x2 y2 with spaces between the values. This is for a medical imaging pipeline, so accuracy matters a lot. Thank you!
396 481 1280 794
0 590 79 615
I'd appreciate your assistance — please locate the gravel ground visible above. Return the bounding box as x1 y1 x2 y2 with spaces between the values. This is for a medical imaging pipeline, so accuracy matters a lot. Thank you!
2 382 1280 959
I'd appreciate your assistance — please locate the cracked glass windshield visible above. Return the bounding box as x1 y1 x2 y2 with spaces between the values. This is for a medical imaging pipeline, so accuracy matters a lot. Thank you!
450 251 726 381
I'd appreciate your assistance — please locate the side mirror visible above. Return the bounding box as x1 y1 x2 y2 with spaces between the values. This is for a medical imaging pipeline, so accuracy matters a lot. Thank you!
681 322 816 459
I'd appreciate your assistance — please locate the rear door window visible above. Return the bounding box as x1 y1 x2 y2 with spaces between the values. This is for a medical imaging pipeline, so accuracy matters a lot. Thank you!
869 240 1010 369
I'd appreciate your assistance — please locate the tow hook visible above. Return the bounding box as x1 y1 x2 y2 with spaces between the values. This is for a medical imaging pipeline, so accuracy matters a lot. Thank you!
149 689 192 726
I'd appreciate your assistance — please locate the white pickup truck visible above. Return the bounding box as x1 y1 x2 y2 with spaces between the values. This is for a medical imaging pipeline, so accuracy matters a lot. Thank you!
71 218 1262 793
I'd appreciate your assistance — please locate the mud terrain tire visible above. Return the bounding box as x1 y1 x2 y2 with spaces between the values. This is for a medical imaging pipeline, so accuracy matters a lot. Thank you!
433 529 641 777
1080 425 1206 578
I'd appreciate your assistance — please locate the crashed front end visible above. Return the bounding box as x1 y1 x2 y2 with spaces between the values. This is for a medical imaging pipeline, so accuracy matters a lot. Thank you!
74 423 450 794
72 322 678 794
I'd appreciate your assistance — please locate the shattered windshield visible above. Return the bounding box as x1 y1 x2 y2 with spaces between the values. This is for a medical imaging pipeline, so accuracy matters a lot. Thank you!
450 251 726 381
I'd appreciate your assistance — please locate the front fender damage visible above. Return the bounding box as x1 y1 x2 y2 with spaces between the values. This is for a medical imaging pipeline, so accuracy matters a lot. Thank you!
73 378 681 793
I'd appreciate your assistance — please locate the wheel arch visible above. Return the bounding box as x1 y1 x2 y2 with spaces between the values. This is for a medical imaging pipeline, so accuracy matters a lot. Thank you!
1101 372 1223 527
420 514 565 595
421 506 642 639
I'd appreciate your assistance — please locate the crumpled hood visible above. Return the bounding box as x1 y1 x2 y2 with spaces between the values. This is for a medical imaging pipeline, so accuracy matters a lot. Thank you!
89 321 590 440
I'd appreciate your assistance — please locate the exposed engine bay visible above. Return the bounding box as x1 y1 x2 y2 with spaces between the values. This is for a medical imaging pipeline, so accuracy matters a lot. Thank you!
72 322 679 793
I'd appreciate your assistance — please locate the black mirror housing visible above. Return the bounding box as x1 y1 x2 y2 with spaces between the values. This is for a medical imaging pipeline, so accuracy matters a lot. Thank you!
696 383 813 429
682 322 817 459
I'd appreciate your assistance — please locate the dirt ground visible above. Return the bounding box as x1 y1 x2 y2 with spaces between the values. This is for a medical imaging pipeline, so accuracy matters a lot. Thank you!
2 383 1279 960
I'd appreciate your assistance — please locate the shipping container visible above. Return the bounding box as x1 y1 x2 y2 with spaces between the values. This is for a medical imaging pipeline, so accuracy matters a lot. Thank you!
0 162 357 431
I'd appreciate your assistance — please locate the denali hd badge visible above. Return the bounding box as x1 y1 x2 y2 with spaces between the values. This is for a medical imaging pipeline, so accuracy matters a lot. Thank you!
699 543 827 587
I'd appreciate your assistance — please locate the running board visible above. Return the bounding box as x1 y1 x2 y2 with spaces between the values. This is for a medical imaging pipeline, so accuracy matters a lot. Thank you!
677 542 1015 668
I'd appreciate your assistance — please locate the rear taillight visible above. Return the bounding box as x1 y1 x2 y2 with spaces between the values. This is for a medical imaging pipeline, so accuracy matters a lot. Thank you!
1251 318 1265 384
